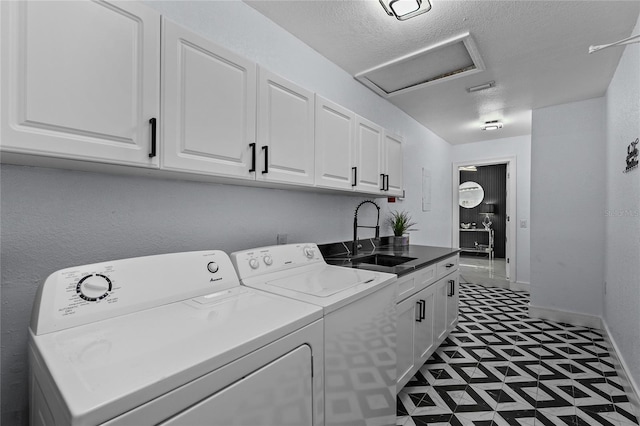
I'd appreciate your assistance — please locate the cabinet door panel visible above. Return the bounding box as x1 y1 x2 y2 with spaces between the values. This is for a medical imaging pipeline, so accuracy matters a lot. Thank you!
1 1 160 167
314 96 355 190
384 132 403 196
434 279 448 344
446 273 460 331
258 69 314 185
162 19 256 179
355 116 383 193
415 287 435 361
396 296 418 389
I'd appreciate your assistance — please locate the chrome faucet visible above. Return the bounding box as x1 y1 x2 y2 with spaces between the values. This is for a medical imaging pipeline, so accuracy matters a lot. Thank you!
353 200 380 256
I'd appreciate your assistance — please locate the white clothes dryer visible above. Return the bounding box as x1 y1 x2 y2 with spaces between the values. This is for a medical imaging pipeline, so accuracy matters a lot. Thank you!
29 250 324 426
231 243 398 426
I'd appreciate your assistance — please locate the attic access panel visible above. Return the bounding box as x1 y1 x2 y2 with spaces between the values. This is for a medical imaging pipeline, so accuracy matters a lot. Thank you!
355 32 485 98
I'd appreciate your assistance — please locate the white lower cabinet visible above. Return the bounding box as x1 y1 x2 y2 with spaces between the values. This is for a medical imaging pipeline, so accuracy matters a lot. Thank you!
396 295 419 388
446 275 460 331
434 278 449 344
396 254 459 391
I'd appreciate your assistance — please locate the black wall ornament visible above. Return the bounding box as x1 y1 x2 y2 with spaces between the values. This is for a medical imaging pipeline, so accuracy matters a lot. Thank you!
624 138 638 173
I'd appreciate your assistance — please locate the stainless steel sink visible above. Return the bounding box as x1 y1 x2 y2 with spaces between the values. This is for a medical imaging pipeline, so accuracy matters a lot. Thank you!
350 254 416 267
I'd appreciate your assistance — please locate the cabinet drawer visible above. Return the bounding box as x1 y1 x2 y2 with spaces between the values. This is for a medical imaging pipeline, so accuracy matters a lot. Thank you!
396 274 416 302
418 265 436 291
396 265 436 303
436 255 459 279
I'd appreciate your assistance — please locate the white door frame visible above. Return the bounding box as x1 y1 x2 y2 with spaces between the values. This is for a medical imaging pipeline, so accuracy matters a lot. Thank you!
452 157 517 282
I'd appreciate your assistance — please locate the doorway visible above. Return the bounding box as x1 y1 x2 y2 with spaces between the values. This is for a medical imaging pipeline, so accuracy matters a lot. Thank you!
452 157 517 283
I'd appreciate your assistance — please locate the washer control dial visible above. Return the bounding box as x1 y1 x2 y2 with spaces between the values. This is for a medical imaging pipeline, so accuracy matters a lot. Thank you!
207 261 219 273
249 258 260 269
303 246 315 259
76 274 112 301
263 255 273 266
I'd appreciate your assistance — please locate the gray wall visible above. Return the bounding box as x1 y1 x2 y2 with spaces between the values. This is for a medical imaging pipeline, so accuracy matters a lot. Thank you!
530 97 606 317
0 1 454 423
604 13 640 397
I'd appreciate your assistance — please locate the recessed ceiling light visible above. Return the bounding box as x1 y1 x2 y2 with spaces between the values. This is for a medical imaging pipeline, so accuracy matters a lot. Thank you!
379 0 432 21
466 81 495 93
481 120 503 131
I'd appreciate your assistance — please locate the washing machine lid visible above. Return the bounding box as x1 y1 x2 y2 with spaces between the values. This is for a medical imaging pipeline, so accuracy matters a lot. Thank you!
267 265 379 297
243 264 397 314
30 287 322 426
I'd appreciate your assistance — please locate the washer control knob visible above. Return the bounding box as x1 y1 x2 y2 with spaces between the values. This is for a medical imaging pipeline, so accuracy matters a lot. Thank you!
207 261 219 273
303 246 315 258
249 258 260 269
77 274 112 301
263 255 273 266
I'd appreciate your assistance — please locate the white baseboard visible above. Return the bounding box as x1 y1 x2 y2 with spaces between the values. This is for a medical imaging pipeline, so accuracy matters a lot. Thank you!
527 303 603 329
510 281 530 292
602 320 640 419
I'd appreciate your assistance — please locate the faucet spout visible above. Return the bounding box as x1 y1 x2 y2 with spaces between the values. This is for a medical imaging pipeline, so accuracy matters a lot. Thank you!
353 200 381 256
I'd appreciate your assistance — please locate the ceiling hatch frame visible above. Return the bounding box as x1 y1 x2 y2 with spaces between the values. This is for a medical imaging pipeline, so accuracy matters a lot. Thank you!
354 32 485 98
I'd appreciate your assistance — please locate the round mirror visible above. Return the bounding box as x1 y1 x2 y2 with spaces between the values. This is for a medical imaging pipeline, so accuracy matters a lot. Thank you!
459 181 484 208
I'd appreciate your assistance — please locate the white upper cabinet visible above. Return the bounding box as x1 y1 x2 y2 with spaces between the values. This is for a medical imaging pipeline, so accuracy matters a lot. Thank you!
161 19 257 180
314 96 356 190
257 68 315 186
354 116 384 194
0 1 160 167
1 1 403 195
383 131 404 196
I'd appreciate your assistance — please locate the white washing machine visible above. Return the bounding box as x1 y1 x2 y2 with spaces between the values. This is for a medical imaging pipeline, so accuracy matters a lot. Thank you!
231 243 398 426
29 250 324 426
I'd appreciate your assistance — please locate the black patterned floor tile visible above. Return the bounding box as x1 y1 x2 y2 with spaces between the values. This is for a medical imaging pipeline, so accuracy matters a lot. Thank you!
399 282 639 425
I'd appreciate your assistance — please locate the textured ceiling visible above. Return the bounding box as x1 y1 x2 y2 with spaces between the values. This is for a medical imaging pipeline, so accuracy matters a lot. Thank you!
245 0 640 144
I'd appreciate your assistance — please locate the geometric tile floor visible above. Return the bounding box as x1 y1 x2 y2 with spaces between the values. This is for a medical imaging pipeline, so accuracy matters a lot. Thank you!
397 283 640 426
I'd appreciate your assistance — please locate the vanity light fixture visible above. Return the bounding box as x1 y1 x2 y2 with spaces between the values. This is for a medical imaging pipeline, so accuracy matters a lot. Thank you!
466 81 495 93
481 120 503 131
379 0 432 21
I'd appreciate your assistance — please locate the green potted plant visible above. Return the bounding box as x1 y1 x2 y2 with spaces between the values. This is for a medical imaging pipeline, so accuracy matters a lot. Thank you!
387 210 417 247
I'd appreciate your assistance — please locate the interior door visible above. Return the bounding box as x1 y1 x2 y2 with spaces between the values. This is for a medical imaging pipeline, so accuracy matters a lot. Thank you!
161 345 313 426
505 164 511 280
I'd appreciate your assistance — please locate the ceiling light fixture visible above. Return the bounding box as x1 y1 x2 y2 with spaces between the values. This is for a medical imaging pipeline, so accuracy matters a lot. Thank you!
466 81 495 93
459 166 477 172
481 120 503 131
379 0 432 21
